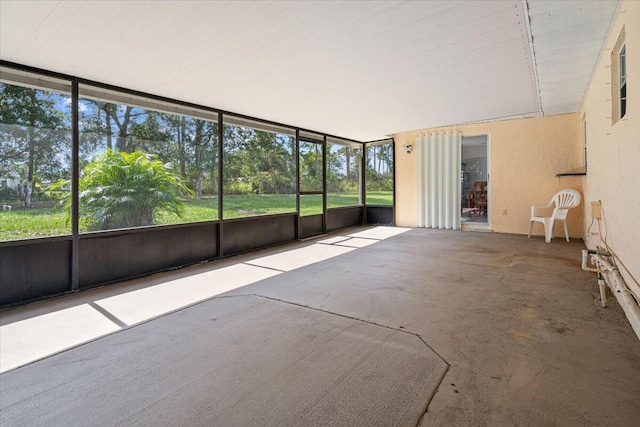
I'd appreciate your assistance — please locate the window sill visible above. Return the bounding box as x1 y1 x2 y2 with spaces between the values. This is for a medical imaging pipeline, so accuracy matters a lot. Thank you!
556 169 586 177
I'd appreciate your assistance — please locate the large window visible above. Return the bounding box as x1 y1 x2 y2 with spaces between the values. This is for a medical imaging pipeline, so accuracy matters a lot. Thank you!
1 66 374 244
620 44 627 119
365 141 393 205
223 117 296 218
0 70 72 241
78 85 219 232
299 139 324 216
327 138 362 208
612 27 626 125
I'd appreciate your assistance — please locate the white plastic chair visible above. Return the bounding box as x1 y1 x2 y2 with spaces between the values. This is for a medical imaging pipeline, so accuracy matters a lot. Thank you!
528 189 581 243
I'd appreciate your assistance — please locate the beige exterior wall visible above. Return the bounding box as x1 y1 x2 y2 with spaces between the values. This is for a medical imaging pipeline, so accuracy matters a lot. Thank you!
581 0 640 297
394 113 584 237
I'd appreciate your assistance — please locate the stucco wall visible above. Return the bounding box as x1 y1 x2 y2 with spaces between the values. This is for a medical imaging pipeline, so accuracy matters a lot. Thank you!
394 113 584 237
581 0 640 297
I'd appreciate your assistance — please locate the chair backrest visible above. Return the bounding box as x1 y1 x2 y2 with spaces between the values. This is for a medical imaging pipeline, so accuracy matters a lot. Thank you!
472 181 487 200
551 189 581 220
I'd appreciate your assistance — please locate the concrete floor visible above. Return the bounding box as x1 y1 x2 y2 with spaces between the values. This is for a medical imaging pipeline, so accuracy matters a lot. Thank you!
2 226 639 426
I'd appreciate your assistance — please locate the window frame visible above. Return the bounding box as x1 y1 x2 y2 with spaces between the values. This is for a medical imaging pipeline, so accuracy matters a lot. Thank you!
611 27 626 125
620 44 627 120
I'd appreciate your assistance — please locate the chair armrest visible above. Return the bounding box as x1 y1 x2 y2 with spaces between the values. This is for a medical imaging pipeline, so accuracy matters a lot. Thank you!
531 203 553 217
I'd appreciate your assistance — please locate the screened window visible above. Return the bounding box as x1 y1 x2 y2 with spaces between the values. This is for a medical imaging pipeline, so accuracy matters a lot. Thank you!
365 141 393 206
0 70 72 241
78 85 219 232
620 44 627 119
327 140 362 208
611 28 626 125
581 114 587 172
223 117 296 218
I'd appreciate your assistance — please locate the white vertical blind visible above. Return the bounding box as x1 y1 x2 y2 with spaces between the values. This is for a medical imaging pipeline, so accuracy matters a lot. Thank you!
417 131 461 229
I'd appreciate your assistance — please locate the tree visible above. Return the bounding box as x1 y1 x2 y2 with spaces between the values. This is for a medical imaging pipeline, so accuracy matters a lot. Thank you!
0 84 69 207
365 144 393 191
223 125 295 195
68 150 193 230
300 142 322 191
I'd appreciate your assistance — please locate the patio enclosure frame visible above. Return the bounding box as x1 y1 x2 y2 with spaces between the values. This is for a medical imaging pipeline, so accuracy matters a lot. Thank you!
0 61 394 307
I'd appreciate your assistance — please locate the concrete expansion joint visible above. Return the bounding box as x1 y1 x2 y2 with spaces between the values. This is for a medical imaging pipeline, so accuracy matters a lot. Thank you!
251 294 451 367
250 294 452 423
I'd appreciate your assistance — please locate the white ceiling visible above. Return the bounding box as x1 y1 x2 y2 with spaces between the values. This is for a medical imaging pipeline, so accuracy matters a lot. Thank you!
527 0 618 116
0 0 618 141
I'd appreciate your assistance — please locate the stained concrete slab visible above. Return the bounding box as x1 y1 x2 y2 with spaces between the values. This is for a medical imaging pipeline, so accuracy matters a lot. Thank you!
0 304 120 372
223 228 640 426
0 263 282 372
1 227 639 426
0 295 448 427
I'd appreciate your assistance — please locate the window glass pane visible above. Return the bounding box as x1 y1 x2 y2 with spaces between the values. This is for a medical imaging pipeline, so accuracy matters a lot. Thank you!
0 80 72 241
620 45 627 119
78 85 219 232
620 46 626 83
327 143 362 208
299 141 323 192
223 120 296 218
365 142 393 205
300 194 323 216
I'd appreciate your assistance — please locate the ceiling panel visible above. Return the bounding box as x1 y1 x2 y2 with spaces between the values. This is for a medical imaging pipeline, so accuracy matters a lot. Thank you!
0 0 618 140
527 0 618 116
0 1 60 59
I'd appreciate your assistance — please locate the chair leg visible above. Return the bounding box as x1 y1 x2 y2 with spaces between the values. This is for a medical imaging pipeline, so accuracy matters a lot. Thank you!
544 219 554 243
528 221 533 238
563 221 569 242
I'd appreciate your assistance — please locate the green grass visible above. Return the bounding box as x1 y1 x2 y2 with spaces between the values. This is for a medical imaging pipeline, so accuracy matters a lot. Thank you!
156 197 220 225
1 191 393 241
366 191 393 205
224 194 296 218
0 204 69 241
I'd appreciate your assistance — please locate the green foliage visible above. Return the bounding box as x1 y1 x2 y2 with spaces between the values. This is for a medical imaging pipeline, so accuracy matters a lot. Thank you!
0 84 71 208
224 180 253 195
365 143 393 193
0 185 18 201
365 169 393 191
68 150 193 231
299 141 322 191
223 126 296 195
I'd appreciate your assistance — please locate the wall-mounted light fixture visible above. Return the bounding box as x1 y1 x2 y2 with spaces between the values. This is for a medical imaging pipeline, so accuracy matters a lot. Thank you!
403 144 413 154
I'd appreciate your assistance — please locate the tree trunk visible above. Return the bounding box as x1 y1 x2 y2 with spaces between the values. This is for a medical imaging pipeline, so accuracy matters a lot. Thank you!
22 126 36 207
194 121 204 199
104 105 133 152
179 117 187 176
371 147 376 173
105 106 112 150
18 181 33 208
195 174 202 199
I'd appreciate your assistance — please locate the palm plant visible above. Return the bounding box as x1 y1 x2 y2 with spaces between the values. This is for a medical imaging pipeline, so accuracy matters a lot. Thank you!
56 150 193 231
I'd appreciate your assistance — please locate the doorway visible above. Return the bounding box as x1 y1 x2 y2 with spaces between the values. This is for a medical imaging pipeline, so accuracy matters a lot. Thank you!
461 135 489 225
298 137 326 238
